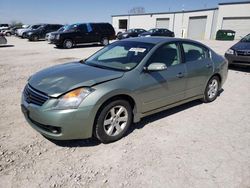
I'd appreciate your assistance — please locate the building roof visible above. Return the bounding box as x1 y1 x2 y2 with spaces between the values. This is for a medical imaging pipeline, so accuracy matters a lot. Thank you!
112 1 250 17
219 1 250 5
112 8 217 17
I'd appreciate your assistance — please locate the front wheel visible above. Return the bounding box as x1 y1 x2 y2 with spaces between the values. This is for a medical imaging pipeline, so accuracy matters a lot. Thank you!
94 100 132 143
6 32 11 36
63 39 73 49
101 38 109 46
30 35 38 41
202 76 220 103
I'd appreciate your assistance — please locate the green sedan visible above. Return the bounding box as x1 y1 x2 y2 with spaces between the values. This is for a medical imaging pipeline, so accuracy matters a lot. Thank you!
21 37 228 143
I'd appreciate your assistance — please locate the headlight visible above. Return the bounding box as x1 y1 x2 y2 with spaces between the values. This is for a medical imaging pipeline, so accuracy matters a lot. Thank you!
55 34 60 40
226 48 234 55
53 88 93 110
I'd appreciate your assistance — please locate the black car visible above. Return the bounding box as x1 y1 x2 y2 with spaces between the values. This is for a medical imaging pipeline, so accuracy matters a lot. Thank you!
225 33 250 67
117 28 146 40
139 28 175 37
27 24 63 41
22 24 42 38
50 23 115 49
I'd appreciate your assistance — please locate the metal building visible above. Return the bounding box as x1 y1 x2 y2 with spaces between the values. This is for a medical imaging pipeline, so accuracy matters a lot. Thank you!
112 1 250 40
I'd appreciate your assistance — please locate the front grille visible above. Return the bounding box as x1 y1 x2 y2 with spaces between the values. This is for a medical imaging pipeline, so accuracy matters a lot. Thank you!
236 50 250 56
23 84 49 106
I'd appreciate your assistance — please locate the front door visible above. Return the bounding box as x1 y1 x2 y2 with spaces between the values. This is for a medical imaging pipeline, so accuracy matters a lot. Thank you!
138 43 188 113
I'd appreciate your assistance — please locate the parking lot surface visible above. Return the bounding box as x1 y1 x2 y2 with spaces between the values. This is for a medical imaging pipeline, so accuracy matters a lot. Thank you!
0 37 250 188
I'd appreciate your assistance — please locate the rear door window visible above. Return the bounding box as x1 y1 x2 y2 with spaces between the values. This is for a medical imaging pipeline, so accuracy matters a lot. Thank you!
182 43 209 63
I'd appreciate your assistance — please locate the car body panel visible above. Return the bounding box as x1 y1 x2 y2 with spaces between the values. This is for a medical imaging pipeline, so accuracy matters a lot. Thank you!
29 62 124 97
21 37 228 140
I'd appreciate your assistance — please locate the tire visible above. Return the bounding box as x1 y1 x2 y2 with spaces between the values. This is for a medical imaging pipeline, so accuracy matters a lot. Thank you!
6 32 11 36
101 37 109 46
30 35 38 41
94 100 132 143
63 39 73 49
202 76 220 103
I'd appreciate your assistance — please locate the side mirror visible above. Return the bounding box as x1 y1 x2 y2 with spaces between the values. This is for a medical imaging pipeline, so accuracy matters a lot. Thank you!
145 63 167 71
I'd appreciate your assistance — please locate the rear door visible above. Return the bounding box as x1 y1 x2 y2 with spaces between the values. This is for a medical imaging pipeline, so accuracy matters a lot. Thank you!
181 42 213 98
138 42 188 112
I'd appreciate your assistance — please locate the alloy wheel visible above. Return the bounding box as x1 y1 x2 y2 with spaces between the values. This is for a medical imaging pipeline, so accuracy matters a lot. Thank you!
103 105 128 136
207 79 218 99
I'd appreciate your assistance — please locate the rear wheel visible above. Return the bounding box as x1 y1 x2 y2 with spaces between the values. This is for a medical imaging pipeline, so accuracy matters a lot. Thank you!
6 32 11 36
202 76 220 103
95 100 132 143
101 37 109 46
63 39 73 49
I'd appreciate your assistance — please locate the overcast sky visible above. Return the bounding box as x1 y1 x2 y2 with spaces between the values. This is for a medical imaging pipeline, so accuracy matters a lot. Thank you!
0 0 247 24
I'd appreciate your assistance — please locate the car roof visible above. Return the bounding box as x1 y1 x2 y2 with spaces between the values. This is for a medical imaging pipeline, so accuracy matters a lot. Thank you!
122 37 210 50
123 37 197 44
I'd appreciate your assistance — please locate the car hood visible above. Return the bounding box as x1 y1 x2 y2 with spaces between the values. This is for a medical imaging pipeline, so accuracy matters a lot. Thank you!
232 41 250 50
28 62 124 97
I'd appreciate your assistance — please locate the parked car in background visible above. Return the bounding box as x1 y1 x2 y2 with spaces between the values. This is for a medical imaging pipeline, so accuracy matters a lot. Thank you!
17 25 41 38
225 33 250 67
139 28 175 37
0 24 9 31
45 25 67 43
21 24 42 38
21 37 228 143
117 28 147 40
0 33 7 45
27 24 63 41
15 25 29 35
1 26 18 36
50 23 115 48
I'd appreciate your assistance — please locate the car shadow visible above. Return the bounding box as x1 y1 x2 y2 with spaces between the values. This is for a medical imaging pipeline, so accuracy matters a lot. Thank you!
47 137 101 148
0 45 14 48
229 65 250 73
125 99 203 136
49 90 225 147
54 44 102 49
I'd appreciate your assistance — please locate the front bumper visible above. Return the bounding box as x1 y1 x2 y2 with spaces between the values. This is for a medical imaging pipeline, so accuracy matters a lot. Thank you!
50 38 63 45
21 94 96 140
225 54 250 66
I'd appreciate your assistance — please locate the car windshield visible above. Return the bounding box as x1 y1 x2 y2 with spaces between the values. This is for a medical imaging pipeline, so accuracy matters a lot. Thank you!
58 25 67 32
31 25 40 29
241 34 250 42
127 29 134 33
85 41 154 71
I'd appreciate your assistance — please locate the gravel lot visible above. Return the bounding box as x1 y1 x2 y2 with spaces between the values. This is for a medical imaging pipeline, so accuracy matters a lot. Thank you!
0 37 250 188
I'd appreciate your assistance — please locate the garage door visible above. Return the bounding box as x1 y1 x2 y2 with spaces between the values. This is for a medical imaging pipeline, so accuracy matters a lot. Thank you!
156 18 169 29
187 16 207 40
222 17 250 39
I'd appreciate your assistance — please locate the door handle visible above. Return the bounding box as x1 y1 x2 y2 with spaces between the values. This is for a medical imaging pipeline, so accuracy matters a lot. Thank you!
176 72 184 78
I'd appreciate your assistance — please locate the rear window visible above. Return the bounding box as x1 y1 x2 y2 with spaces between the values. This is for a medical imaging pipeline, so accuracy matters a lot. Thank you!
91 23 114 34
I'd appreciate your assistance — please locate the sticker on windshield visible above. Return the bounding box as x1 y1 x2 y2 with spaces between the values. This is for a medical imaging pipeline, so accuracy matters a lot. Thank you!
129 48 146 53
